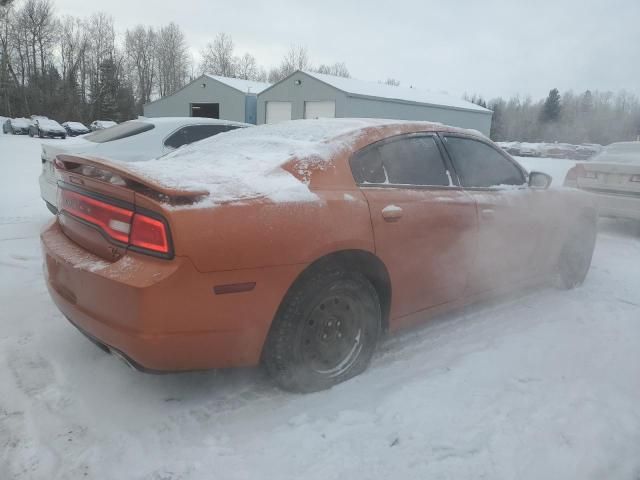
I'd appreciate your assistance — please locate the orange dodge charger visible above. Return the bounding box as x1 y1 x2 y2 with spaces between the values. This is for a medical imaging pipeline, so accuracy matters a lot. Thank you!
41 119 597 392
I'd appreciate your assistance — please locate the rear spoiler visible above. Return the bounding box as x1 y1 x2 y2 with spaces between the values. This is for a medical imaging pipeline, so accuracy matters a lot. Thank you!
55 154 208 204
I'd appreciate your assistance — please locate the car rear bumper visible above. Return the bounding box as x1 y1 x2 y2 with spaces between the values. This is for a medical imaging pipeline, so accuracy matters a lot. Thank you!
592 191 640 220
39 170 58 209
41 220 301 371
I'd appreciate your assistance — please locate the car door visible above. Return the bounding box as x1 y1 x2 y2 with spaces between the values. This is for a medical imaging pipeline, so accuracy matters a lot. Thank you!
351 133 479 321
440 134 551 293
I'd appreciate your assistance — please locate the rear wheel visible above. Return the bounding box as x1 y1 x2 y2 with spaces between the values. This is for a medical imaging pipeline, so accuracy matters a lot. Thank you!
264 268 381 393
557 219 597 289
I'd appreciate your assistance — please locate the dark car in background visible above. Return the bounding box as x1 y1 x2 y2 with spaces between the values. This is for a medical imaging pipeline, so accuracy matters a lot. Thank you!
29 118 67 139
3 118 31 134
62 121 90 136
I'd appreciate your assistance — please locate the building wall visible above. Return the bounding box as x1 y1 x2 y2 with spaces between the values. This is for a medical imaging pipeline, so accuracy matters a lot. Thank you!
143 75 247 122
346 96 493 136
257 72 349 124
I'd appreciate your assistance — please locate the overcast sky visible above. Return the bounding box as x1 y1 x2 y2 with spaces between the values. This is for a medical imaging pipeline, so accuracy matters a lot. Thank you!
52 0 640 100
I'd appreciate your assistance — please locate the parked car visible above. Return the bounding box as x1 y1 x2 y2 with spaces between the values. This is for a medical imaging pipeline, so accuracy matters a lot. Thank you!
29 118 67 139
3 117 31 134
565 141 640 220
41 119 598 392
62 121 90 136
90 120 117 131
39 117 249 213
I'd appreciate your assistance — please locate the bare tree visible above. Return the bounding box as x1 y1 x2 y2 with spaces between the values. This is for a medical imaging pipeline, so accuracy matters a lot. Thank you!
200 32 235 77
235 52 258 80
314 62 350 78
155 22 189 97
125 25 157 110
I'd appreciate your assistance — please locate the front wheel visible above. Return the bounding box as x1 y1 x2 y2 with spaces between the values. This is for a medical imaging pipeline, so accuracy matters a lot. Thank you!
264 268 381 393
557 219 597 289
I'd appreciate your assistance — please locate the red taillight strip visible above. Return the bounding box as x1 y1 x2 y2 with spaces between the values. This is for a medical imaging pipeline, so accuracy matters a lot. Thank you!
60 189 133 243
130 214 169 254
59 187 172 257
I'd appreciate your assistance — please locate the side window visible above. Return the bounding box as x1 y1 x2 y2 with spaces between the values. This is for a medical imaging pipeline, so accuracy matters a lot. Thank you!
185 124 238 144
443 136 525 188
164 128 189 149
164 124 240 149
350 136 450 186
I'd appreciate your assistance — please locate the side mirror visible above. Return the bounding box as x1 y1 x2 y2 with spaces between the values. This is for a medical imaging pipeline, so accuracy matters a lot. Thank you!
529 171 552 190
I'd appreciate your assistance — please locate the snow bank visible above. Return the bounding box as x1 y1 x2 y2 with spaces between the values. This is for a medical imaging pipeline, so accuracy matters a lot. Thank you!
125 118 440 207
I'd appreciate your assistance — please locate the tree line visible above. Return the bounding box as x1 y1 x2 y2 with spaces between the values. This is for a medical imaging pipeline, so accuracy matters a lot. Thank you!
0 0 352 123
2 0 639 144
468 88 640 145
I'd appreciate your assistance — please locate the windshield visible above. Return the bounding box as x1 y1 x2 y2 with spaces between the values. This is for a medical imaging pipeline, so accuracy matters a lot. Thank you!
84 121 154 143
593 142 640 164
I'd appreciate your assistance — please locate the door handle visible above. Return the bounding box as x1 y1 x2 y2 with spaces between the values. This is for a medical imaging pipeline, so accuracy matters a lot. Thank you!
481 208 495 217
381 205 403 222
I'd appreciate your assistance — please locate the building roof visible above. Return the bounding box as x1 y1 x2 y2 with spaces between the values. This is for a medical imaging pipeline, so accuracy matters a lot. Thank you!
300 71 491 114
204 74 271 94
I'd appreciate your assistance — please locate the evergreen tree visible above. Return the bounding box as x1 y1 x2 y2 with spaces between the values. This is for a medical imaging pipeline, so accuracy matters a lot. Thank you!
540 88 561 122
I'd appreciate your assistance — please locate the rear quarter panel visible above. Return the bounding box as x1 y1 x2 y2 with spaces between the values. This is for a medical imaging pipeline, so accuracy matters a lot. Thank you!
135 189 376 273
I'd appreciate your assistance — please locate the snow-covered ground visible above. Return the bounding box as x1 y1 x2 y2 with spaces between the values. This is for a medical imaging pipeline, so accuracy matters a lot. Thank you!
1 134 639 480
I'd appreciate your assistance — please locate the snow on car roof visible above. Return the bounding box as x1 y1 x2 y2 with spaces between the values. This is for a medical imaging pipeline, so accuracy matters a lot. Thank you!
300 71 492 113
125 118 442 207
204 74 271 94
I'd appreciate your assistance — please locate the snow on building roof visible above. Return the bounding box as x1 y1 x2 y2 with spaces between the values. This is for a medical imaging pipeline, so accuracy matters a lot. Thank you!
204 74 271 94
301 71 491 114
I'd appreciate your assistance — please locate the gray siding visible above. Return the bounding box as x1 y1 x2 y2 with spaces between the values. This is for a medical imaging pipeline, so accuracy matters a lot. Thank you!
346 96 492 135
257 71 492 135
257 72 349 124
143 75 247 122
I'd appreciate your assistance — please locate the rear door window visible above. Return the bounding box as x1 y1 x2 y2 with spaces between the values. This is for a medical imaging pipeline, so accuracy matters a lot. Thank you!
350 135 450 186
443 136 526 188
164 124 242 149
84 121 154 143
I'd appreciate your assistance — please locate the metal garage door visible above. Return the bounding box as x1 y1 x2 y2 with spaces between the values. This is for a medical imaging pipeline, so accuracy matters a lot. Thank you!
304 101 336 119
266 101 292 124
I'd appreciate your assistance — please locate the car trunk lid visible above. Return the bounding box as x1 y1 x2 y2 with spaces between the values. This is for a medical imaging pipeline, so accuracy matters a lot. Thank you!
54 154 207 261
577 162 640 195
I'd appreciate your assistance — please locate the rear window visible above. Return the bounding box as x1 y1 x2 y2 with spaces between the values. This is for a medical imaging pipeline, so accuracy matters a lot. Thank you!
84 121 154 143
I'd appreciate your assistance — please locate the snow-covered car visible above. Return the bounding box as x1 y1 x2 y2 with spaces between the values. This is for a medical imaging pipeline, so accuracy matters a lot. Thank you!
41 119 599 392
90 120 117 131
39 117 250 213
3 117 31 135
62 121 90 136
29 118 67 139
564 141 640 220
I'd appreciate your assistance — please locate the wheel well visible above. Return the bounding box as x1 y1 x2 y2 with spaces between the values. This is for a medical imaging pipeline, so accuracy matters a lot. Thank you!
295 250 392 331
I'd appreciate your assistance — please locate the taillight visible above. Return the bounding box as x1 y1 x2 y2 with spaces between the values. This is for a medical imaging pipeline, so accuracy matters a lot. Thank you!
59 187 171 257
564 164 595 186
60 189 133 243
130 214 169 254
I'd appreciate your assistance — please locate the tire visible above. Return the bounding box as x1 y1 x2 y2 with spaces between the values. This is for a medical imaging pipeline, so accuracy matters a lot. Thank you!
264 268 381 393
557 219 597 289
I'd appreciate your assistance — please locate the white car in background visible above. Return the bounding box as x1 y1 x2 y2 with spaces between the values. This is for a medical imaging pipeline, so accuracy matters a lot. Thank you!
39 117 250 213
564 141 640 220
89 120 118 131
